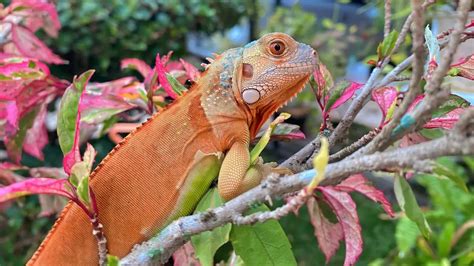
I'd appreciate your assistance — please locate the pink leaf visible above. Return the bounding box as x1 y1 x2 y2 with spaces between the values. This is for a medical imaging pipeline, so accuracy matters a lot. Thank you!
371 86 398 122
424 107 472 129
451 54 474 80
11 25 65 64
336 174 395 217
165 61 184 72
4 101 19 135
120 58 152 78
0 80 24 100
23 102 48 160
307 197 343 263
172 242 201 266
407 94 425 112
400 132 428 148
155 53 178 99
0 178 72 203
161 51 173 66
331 82 363 111
11 0 61 37
180 59 200 81
318 187 363 266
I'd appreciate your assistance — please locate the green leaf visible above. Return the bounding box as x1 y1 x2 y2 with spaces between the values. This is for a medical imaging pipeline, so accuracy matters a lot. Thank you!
394 175 431 238
57 70 95 154
76 174 90 205
431 94 470 118
165 73 186 96
395 217 420 254
230 205 297 266
106 254 119 266
434 160 468 193
324 80 350 112
69 161 89 187
191 189 231 266
436 222 455 257
419 128 444 139
377 30 399 60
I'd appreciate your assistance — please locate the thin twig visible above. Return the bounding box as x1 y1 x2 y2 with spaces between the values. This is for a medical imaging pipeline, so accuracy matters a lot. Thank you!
329 129 380 163
384 0 392 38
364 0 426 153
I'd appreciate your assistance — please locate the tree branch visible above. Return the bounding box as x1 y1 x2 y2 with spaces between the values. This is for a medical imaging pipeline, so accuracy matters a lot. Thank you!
121 110 474 265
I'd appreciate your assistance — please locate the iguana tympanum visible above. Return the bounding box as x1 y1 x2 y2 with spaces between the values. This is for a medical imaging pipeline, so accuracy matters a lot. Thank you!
28 32 317 265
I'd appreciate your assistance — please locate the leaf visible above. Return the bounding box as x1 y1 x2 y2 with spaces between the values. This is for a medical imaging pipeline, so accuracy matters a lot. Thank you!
424 107 472 130
82 143 96 172
172 242 201 266
394 175 431 238
308 137 329 191
155 54 178 99
76 172 90 205
436 222 455 257
120 58 152 78
431 94 470 118
377 30 399 60
324 80 351 113
11 25 65 64
230 204 297 266
450 54 474 80
395 216 420 253
11 1 61 37
57 70 94 174
23 102 48 160
180 59 200 81
266 123 305 141
399 132 428 148
318 187 363 266
330 82 363 111
250 113 290 165
106 254 120 266
434 159 469 193
336 174 395 217
307 197 343 263
4 106 39 163
0 178 71 203
191 189 231 266
425 25 440 63
312 63 334 101
165 73 187 96
371 87 398 123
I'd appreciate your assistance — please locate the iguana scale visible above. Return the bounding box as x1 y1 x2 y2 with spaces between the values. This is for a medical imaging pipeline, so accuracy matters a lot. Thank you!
28 32 317 265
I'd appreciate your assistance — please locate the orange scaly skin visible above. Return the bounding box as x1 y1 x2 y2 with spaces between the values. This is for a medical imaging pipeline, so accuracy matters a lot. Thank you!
28 33 317 265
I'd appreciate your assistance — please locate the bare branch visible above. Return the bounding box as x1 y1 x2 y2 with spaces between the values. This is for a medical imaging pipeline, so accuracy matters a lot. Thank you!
384 0 392 38
329 129 379 163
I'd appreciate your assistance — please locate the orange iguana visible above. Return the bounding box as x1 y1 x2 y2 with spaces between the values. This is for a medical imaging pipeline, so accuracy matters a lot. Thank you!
28 32 317 265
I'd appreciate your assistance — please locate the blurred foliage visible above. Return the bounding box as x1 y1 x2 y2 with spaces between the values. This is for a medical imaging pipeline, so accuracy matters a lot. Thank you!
47 0 252 80
371 156 474 266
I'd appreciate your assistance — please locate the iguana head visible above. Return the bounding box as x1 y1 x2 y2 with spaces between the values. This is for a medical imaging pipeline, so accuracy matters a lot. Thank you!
233 32 317 137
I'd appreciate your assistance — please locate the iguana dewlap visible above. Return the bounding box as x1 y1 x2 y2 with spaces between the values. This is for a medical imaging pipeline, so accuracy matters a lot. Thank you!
28 32 317 265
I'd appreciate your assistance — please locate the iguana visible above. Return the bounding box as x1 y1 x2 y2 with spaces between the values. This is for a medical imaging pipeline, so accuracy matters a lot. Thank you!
28 32 317 265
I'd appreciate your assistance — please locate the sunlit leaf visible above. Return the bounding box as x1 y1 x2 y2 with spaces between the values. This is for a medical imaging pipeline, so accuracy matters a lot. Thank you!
394 175 431 238
308 137 329 192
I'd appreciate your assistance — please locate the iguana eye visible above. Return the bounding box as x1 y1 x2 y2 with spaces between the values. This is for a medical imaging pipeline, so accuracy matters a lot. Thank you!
269 40 286 56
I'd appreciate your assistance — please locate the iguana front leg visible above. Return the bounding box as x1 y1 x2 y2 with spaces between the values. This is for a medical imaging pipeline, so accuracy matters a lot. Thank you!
218 140 264 201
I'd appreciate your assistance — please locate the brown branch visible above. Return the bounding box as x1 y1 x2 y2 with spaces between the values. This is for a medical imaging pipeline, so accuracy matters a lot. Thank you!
329 129 380 163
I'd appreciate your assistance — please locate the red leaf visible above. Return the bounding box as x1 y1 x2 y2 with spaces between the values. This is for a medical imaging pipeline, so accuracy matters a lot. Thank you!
11 0 61 37
424 107 472 129
372 86 398 122
451 54 474 80
3 101 19 136
172 242 201 266
0 178 72 203
336 174 395 217
180 59 200 81
120 58 152 78
318 187 362 266
23 102 48 160
308 197 343 263
331 82 363 111
407 94 425 112
11 25 65 64
155 53 178 99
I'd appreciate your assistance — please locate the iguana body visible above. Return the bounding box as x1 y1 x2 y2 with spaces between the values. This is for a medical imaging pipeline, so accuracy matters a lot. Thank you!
28 33 317 265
